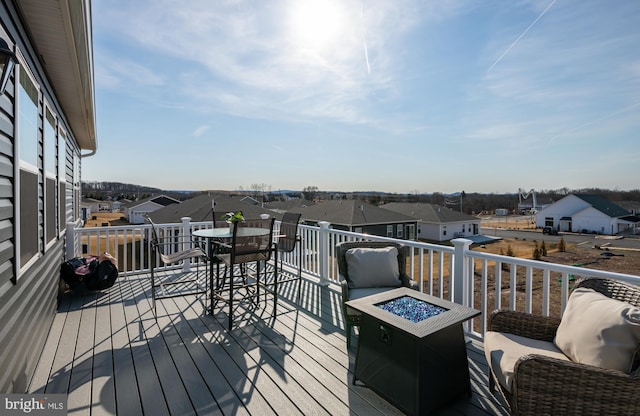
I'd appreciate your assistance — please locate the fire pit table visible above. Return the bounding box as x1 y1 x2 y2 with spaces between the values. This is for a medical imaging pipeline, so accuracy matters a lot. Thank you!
346 287 480 415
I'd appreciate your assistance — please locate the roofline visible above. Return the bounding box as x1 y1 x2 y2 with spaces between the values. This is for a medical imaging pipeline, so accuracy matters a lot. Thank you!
16 0 96 151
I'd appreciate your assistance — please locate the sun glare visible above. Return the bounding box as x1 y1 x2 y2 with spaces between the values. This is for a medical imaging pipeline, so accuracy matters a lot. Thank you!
289 0 347 51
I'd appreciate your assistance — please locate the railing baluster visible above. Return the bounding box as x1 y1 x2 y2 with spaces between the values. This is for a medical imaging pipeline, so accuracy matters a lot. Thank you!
495 261 502 311
510 265 517 311
525 266 533 314
480 258 488 335
542 269 550 316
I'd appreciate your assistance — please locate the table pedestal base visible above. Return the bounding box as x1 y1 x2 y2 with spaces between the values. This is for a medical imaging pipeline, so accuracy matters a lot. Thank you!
354 314 472 415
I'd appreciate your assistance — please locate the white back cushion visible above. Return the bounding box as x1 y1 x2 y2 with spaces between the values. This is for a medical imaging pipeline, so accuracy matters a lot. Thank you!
554 288 640 373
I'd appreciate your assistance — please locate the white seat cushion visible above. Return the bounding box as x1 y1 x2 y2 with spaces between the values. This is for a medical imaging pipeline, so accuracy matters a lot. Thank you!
484 331 570 393
554 287 640 373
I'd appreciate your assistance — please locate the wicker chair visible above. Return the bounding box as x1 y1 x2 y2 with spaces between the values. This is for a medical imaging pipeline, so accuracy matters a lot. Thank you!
336 241 418 348
486 277 640 416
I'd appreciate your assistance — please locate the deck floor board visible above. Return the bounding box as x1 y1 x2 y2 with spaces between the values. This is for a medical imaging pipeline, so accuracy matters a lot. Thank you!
30 270 509 415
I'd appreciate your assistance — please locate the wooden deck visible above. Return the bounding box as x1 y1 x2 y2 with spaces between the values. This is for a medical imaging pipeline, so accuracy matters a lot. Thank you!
29 269 509 415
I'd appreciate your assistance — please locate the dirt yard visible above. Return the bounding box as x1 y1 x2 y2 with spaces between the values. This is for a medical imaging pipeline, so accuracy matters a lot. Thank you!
84 212 130 227
473 236 640 277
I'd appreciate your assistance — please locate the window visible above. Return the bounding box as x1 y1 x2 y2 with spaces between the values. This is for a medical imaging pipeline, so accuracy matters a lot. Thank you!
17 65 40 270
59 129 67 232
406 224 416 240
396 224 403 238
443 225 447 236
386 225 393 237
44 106 57 245
73 152 80 219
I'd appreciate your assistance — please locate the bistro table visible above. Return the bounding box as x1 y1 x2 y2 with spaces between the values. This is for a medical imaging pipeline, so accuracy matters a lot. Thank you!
193 226 273 285
193 226 271 240
346 287 480 415
193 226 275 327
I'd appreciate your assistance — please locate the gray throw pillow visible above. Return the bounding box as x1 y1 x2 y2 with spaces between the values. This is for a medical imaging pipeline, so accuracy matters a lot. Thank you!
345 247 401 289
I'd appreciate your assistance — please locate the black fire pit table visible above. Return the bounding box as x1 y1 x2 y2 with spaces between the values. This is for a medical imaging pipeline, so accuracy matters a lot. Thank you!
346 287 480 415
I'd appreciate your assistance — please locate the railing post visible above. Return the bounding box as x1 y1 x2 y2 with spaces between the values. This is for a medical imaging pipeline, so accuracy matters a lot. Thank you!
318 221 331 286
181 217 192 272
65 222 77 260
452 238 473 306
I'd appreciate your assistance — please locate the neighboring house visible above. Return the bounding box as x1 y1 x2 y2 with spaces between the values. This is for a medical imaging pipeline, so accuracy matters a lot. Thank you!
125 195 181 224
288 200 418 240
382 203 481 242
266 199 309 214
0 1 96 393
535 194 640 235
111 200 125 212
239 195 261 206
80 198 101 221
147 193 275 225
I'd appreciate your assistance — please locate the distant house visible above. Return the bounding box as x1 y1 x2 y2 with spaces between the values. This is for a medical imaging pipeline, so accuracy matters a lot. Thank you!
288 200 418 240
125 195 181 224
266 199 309 214
239 195 261 206
535 194 640 235
111 200 126 212
382 203 481 242
80 198 101 221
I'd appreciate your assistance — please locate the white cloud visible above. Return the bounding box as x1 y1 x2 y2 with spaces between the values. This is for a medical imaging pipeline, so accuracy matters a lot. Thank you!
93 0 432 127
193 125 211 137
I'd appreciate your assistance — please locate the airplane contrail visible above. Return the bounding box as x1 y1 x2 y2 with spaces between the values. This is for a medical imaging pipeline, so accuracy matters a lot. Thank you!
361 1 371 74
547 102 640 144
488 0 558 72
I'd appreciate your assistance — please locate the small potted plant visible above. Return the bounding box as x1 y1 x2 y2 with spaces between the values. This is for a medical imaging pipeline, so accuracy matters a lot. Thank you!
221 212 244 233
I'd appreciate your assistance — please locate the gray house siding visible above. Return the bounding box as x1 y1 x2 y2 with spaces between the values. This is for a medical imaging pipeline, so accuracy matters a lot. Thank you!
0 1 86 393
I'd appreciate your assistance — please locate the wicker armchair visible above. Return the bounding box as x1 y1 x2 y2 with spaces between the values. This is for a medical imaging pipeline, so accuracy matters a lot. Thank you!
336 241 418 348
486 278 640 416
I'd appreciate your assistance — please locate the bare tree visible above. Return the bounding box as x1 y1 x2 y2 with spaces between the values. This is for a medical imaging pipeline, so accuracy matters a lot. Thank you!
302 186 319 201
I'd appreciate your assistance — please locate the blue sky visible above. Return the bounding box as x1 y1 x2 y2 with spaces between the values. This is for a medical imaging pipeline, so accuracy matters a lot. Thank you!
85 0 640 194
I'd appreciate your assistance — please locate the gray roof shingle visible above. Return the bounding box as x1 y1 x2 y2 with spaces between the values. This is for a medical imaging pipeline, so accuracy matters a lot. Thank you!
381 202 480 224
289 200 416 226
148 193 275 224
575 194 631 218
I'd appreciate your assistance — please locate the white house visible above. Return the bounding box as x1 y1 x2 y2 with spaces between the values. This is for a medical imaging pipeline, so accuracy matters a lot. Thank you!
125 195 181 224
535 194 639 235
381 203 481 242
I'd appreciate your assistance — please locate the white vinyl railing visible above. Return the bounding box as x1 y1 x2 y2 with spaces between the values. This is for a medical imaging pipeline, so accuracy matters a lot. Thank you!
68 217 640 340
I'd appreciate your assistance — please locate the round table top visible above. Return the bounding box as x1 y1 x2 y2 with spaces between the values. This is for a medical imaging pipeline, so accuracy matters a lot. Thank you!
193 227 270 239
